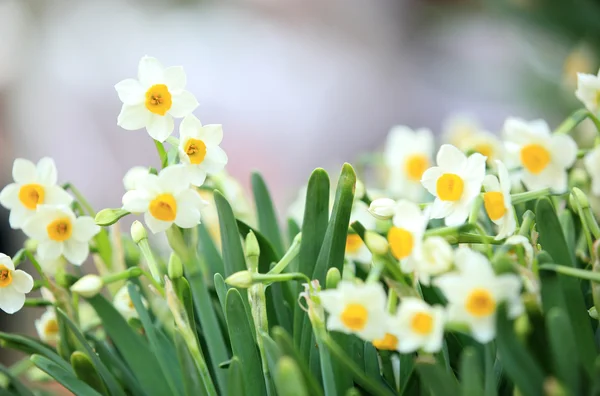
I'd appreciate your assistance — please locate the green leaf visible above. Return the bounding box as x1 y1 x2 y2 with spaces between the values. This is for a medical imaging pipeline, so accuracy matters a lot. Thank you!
94 229 114 270
558 210 576 255
0 332 71 373
459 347 484 396
536 198 574 267
214 273 229 317
545 307 580 394
198 223 225 279
31 355 103 396
84 296 167 396
416 358 460 396
252 172 285 257
70 351 109 395
174 330 208 396
0 364 33 396
495 305 544 396
225 288 267 396
363 342 380 380
274 357 310 396
154 139 169 169
227 357 245 396
214 191 247 277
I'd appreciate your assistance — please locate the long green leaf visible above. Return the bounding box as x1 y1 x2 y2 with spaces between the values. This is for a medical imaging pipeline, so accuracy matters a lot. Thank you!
214 191 247 277
70 351 109 395
0 364 33 396
0 332 71 373
459 347 484 396
174 330 208 396
416 359 460 396
227 357 245 396
197 222 225 279
274 357 310 396
252 172 285 256
546 307 580 394
31 355 103 396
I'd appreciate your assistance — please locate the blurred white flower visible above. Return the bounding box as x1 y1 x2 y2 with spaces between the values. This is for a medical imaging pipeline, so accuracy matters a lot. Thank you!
387 200 427 263
70 274 103 298
37 255 67 278
421 144 486 226
0 158 72 229
575 69 600 114
389 297 445 353
122 165 205 233
178 115 228 186
22 206 100 265
123 166 150 191
35 309 59 345
368 197 396 220
114 285 146 320
584 146 600 196
384 126 434 201
434 247 522 343
115 56 199 142
503 118 577 193
0 253 34 314
406 236 454 286
442 114 481 146
483 160 516 240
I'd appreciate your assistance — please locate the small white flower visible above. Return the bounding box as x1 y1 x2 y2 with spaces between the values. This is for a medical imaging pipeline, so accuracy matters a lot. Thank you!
387 200 427 263
0 158 73 229
122 165 205 234
0 253 34 314
434 247 523 343
421 144 487 226
575 69 600 114
178 115 228 186
388 298 445 353
384 126 434 201
442 114 481 147
345 201 375 263
70 275 103 298
115 56 199 142
35 309 60 345
503 118 577 193
584 146 600 196
22 206 100 265
319 281 387 341
123 166 150 191
368 197 397 220
483 160 516 240
114 285 146 320
406 236 454 286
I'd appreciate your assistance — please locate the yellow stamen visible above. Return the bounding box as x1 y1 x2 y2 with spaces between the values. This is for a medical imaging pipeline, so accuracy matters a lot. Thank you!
145 84 172 116
47 218 73 242
0 265 13 288
372 333 398 350
184 138 207 165
404 154 429 181
465 288 496 317
520 144 550 174
345 234 363 254
149 193 177 222
18 184 45 210
387 227 414 260
340 303 368 330
483 191 506 221
410 311 434 335
436 173 464 201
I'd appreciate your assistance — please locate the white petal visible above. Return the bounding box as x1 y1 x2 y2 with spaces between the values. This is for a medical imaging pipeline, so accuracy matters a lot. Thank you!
11 270 34 293
117 104 150 130
13 159 37 183
483 175 500 192
0 288 26 314
158 165 190 193
421 167 443 197
123 166 150 191
174 203 201 229
146 113 174 142
437 144 467 172
454 247 493 275
549 134 578 168
63 240 89 265
393 200 424 231
169 91 199 118
429 199 453 219
0 184 20 209
114 78 145 105
73 217 101 242
200 124 224 146
0 254 14 270
144 211 172 234
36 158 58 186
9 207 30 229
203 146 228 174
38 241 63 261
434 274 467 303
444 204 470 226
495 160 512 194
164 66 186 92
177 188 205 209
469 316 496 343
179 114 203 140
122 190 150 213
187 167 207 187
138 56 165 87
44 186 74 206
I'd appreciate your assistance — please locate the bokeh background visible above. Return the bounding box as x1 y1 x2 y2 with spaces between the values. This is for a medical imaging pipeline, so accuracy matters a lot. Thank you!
1 0 599 365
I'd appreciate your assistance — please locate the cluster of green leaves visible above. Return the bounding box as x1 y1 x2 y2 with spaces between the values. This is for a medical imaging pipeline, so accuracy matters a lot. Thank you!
1 164 600 396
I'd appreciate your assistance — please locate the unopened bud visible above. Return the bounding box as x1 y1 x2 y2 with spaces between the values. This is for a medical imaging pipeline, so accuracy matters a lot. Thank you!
368 198 396 220
95 208 130 226
569 168 589 190
130 221 148 244
70 275 103 298
24 239 38 252
572 187 591 209
168 253 184 279
225 270 254 289
364 231 389 256
355 179 365 200
245 231 260 258
325 268 341 289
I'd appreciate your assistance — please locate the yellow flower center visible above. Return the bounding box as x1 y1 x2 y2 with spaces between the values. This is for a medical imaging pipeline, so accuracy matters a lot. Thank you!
483 191 506 221
473 143 493 159
149 193 177 222
145 84 172 116
372 333 398 350
47 218 73 242
340 303 368 331
184 138 207 165
410 311 434 335
404 154 429 181
465 288 496 317
345 234 363 254
19 184 45 210
44 319 59 335
387 226 414 260
0 265 13 288
436 173 464 201
520 144 550 174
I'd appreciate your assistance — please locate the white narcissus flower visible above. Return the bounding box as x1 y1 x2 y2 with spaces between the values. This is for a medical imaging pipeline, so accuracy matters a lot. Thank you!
345 201 375 263
319 281 387 341
37 255 67 278
575 69 600 114
406 236 454 286
584 146 600 196
384 126 434 201
22 206 100 265
35 309 59 345
178 115 228 186
443 114 481 146
115 56 199 142
503 118 577 193
114 285 147 320
421 145 487 226
434 247 523 343
123 166 150 191
122 165 206 234
387 200 427 263
0 158 73 229
0 253 34 314
462 130 504 165
368 197 396 220
388 297 445 353
483 160 516 240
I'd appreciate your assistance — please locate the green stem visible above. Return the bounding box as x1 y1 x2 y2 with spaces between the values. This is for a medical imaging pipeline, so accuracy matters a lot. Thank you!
553 108 589 134
366 256 386 283
540 264 600 282
518 210 535 237
62 183 96 216
25 251 51 289
250 285 275 396
511 188 553 205
154 140 169 169
268 233 302 275
23 298 53 307
136 238 164 286
253 272 311 285
468 196 482 224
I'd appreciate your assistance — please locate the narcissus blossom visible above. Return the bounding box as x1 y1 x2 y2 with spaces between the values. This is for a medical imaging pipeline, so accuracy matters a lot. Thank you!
123 166 150 191
114 285 147 320
22 206 100 265
35 309 59 345
434 247 522 343
503 118 577 193
483 161 516 240
319 281 387 341
115 56 199 142
387 200 427 263
0 253 34 314
421 144 486 226
405 236 454 286
584 146 600 196
575 69 600 114
122 165 205 233
0 158 72 229
388 298 445 353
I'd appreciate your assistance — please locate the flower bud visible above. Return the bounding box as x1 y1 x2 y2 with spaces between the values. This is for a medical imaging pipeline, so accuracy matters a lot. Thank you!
368 198 396 220
325 268 341 289
95 208 130 226
571 187 591 209
70 275 103 298
130 221 148 244
225 270 254 289
24 239 38 252
245 231 260 259
355 179 365 200
364 231 389 256
168 253 184 280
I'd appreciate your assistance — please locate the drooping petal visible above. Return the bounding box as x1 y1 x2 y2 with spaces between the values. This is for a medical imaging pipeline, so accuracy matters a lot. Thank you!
11 270 34 293
146 113 174 142
38 241 64 261
117 104 150 130
122 190 150 213
144 211 172 234
36 158 58 186
164 66 187 92
63 240 89 266
138 56 165 87
168 91 199 118
73 217 101 242
45 186 74 206
13 159 37 183
0 184 20 209
114 78 145 105
0 288 26 314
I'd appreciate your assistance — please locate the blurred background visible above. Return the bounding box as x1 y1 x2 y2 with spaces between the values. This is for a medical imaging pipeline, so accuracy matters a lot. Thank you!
1 0 599 364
